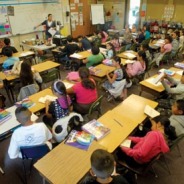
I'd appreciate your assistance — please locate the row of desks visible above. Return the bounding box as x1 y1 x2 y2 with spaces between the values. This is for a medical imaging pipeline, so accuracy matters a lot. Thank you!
34 94 158 184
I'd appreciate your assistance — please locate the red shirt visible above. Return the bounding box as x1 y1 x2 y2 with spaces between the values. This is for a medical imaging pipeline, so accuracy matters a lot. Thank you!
121 131 169 164
72 79 97 104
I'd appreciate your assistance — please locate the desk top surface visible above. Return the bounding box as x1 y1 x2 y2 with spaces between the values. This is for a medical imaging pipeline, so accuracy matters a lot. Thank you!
0 51 35 65
92 64 115 78
113 94 158 125
0 61 60 81
22 43 56 50
117 50 137 60
140 67 182 93
34 141 104 184
97 110 136 153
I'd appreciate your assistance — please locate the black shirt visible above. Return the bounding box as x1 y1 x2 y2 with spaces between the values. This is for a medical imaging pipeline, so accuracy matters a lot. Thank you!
1 46 18 55
84 175 129 184
81 37 92 50
62 43 80 57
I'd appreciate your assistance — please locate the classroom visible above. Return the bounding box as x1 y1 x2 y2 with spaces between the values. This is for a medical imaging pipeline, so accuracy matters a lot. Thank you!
0 0 184 183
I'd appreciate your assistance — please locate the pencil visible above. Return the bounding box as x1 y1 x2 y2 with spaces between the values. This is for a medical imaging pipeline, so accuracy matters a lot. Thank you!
113 119 123 127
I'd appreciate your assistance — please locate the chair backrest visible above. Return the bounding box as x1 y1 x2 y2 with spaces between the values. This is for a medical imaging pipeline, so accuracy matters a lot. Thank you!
17 84 37 101
88 95 103 116
41 69 60 83
169 134 184 151
20 144 50 160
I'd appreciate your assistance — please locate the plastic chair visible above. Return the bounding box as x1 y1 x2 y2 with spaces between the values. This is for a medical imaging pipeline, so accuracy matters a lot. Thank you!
85 95 103 121
20 144 50 184
41 68 60 88
17 84 38 101
117 153 161 182
160 51 171 66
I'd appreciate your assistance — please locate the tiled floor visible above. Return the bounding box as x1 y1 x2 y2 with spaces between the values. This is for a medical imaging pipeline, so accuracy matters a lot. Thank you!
1 57 184 184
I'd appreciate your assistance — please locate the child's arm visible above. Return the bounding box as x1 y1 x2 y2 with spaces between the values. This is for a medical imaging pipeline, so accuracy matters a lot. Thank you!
106 71 117 84
45 100 52 118
129 136 143 143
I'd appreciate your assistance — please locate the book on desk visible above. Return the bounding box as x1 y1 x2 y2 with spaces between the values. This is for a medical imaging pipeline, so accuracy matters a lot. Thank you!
82 119 110 141
65 130 94 151
0 109 12 125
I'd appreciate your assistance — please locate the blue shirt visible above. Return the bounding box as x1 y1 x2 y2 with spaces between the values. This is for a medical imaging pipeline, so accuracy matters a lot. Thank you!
145 31 151 39
3 57 19 69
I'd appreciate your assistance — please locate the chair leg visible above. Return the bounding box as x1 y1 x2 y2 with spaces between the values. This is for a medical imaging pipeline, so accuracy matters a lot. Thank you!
162 155 171 175
177 144 182 157
22 160 27 184
43 178 46 184
0 167 5 175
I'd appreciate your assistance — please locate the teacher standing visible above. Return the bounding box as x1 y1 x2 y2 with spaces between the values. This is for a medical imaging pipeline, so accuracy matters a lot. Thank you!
35 14 56 40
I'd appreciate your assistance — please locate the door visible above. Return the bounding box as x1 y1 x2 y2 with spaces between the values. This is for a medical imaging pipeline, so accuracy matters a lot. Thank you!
69 0 97 38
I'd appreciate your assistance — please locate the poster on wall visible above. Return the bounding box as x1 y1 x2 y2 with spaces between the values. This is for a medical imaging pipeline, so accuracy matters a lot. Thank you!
79 13 83 25
71 12 79 25
163 5 174 21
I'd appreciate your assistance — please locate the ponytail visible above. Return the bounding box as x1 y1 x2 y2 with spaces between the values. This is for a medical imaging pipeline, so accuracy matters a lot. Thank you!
79 67 95 90
152 116 177 141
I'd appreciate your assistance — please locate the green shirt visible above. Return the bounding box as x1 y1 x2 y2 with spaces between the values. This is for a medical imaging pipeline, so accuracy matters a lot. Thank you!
86 53 104 68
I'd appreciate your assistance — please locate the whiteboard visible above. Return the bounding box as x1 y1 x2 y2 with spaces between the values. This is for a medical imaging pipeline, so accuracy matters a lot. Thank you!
9 3 63 35
91 4 105 25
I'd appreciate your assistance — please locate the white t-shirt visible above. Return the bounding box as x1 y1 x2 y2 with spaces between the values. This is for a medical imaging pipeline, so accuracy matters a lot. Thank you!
8 122 52 159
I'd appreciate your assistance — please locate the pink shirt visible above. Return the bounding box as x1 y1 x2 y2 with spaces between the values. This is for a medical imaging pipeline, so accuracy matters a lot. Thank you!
163 43 172 53
126 61 146 77
101 31 108 43
121 131 169 164
72 79 97 104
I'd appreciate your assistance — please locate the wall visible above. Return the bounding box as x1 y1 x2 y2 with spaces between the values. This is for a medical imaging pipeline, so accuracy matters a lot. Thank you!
0 0 70 51
146 0 184 22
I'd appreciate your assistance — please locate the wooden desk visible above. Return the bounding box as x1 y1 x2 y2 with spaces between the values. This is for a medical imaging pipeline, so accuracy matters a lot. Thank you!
21 43 56 51
70 51 91 60
117 50 137 60
0 51 35 65
34 142 104 184
112 94 158 126
0 61 60 82
98 110 136 153
149 39 164 49
29 80 74 113
90 64 116 84
139 67 182 96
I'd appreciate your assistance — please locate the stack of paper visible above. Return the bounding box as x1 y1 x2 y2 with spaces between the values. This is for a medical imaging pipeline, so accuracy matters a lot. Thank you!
144 105 160 118
125 60 135 64
152 73 165 84
120 139 131 148
124 52 136 58
146 78 162 86
39 95 57 104
70 53 82 59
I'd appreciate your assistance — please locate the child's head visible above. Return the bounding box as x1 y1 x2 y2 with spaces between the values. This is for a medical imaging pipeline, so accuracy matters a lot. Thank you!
15 106 32 125
90 149 115 179
77 35 83 41
91 46 100 55
151 115 177 140
4 48 13 57
4 38 11 46
172 99 184 115
48 14 52 21
137 50 146 61
112 56 121 66
164 35 172 44
113 34 119 40
52 80 67 97
140 43 149 51
67 35 73 43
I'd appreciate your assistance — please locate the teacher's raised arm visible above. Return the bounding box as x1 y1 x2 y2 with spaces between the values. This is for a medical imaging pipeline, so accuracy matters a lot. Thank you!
34 14 56 40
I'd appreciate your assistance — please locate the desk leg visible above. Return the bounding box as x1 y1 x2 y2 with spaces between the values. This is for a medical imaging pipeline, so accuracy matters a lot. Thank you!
3 80 14 103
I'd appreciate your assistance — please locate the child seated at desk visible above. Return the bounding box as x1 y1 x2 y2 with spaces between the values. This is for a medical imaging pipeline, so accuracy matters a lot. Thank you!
140 43 152 63
2 48 19 70
111 34 121 52
78 35 92 51
125 50 147 78
83 46 104 68
60 35 80 60
152 35 172 66
43 81 72 127
170 99 184 136
104 43 116 59
102 56 130 100
81 149 129 184
1 38 18 55
8 106 52 159
119 116 176 165
67 67 98 114
161 71 184 100
99 31 108 43
19 61 42 91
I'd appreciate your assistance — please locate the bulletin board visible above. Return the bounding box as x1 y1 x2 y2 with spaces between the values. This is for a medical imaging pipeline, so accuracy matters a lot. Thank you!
91 4 105 25
0 6 12 38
